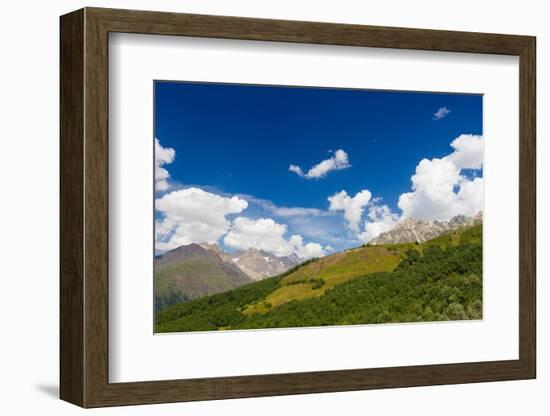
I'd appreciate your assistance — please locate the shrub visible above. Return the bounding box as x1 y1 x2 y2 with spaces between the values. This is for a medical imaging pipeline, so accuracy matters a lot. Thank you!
448 303 468 320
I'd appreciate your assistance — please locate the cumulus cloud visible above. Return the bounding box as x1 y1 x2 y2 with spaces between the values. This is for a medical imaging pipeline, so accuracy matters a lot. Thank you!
155 187 248 251
333 134 483 242
289 235 327 259
433 107 451 120
239 195 348 245
224 217 326 259
289 149 351 179
328 189 372 232
358 204 400 243
155 138 175 191
397 134 483 220
446 134 483 170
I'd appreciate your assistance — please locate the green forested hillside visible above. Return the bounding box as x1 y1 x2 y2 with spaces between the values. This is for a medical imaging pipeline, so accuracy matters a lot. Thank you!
155 225 482 333
154 244 251 312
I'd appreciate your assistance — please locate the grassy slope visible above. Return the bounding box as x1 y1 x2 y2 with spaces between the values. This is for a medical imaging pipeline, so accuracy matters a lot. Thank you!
156 224 482 332
154 253 250 311
243 243 414 314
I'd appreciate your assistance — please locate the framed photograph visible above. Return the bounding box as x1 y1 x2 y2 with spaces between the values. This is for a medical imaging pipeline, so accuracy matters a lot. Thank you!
60 7 536 408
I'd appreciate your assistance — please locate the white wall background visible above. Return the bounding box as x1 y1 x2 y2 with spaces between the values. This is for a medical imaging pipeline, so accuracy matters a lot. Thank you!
0 0 545 414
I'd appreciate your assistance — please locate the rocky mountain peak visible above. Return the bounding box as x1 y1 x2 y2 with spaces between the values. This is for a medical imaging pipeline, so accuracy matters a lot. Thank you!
155 243 209 268
188 243 301 281
370 212 482 245
225 248 299 281
198 242 223 254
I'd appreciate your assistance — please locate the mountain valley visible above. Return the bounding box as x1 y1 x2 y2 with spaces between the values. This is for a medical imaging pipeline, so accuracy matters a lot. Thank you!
156 222 483 332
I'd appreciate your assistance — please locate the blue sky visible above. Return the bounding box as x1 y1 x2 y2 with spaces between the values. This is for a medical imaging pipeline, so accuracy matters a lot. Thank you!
154 81 483 257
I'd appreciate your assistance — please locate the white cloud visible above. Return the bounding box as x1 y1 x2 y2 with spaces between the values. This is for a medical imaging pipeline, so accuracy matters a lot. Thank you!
289 149 351 179
155 138 175 191
224 217 286 255
328 189 372 232
288 164 304 177
358 204 400 243
433 106 451 120
244 195 333 219
224 217 326 259
243 195 344 241
455 177 484 214
446 134 483 170
272 206 326 218
155 187 248 250
333 134 483 242
397 134 483 220
289 235 327 259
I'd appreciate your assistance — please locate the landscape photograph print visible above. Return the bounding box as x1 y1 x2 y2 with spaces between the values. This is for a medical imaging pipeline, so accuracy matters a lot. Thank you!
154 81 483 334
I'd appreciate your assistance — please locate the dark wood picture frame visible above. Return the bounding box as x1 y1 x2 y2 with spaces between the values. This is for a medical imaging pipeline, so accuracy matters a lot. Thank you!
60 7 536 408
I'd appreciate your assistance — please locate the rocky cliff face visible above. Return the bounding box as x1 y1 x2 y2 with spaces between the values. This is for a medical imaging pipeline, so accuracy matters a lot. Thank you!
223 249 300 281
370 212 482 245
199 243 300 281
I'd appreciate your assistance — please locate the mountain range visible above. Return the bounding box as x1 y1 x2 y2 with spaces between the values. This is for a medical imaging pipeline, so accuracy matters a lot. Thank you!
156 222 483 332
155 212 483 312
369 211 482 245
199 243 301 281
154 243 300 311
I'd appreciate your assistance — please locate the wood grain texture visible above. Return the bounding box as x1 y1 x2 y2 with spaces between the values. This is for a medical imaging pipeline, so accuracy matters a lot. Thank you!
518 38 536 376
59 8 84 407
59 7 537 408
88 7 532 54
83 10 110 406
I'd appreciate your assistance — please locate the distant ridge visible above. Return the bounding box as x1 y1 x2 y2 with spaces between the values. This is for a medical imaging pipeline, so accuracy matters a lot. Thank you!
370 211 482 245
154 243 301 311
197 243 301 281
154 243 251 311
